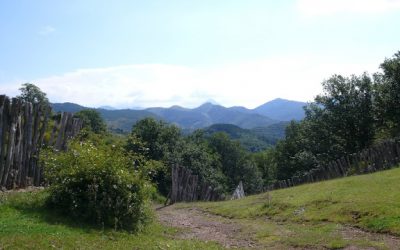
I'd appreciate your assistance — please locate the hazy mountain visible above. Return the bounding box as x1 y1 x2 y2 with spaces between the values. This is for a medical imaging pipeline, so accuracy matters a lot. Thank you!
98 105 116 110
51 102 87 113
51 98 302 132
51 103 161 132
253 98 307 121
145 102 276 130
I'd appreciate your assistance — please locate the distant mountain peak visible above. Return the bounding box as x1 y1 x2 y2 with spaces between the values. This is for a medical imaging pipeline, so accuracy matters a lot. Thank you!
99 105 116 110
196 102 217 110
254 98 306 121
170 105 186 110
199 102 215 107
204 98 219 105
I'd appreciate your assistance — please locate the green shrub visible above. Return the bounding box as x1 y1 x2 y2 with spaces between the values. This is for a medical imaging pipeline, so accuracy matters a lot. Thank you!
42 141 151 231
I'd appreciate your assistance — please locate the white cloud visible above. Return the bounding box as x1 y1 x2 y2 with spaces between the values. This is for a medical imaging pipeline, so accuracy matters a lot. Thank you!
38 25 55 35
297 0 400 16
0 55 379 109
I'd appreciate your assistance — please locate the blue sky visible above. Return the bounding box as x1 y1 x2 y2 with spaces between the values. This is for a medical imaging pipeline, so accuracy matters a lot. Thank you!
1 0 400 108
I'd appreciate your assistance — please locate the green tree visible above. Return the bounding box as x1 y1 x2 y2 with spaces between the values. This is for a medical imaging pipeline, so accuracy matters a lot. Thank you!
125 118 181 195
312 73 375 153
208 132 262 193
274 73 375 181
252 149 277 187
273 121 318 180
374 51 400 137
17 83 49 107
179 135 228 194
74 109 107 134
127 118 181 162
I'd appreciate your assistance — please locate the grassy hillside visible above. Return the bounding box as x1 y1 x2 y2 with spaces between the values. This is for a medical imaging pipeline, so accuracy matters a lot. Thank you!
0 191 221 250
191 168 400 249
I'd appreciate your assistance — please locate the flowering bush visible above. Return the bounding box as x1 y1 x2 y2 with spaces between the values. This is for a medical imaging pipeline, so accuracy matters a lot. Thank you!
42 141 151 231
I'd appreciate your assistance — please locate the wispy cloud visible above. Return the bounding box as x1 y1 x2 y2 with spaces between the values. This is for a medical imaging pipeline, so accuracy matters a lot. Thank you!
38 25 55 36
297 0 400 16
0 55 379 109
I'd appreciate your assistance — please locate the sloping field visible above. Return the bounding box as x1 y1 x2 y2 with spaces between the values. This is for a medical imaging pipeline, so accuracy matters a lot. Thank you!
198 167 400 235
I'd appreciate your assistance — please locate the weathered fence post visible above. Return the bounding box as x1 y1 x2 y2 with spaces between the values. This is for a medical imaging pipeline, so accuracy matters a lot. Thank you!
0 95 83 190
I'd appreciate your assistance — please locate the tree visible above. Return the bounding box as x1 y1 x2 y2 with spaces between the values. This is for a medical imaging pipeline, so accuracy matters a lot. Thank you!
272 73 375 181
127 118 181 162
207 132 262 193
374 51 400 137
273 121 318 180
312 73 375 153
126 118 181 195
74 109 107 134
252 149 277 187
17 83 49 107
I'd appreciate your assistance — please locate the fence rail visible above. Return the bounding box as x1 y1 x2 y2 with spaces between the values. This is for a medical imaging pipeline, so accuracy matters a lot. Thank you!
0 95 82 190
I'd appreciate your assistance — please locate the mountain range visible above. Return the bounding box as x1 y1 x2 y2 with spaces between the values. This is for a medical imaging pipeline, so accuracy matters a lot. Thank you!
51 98 307 132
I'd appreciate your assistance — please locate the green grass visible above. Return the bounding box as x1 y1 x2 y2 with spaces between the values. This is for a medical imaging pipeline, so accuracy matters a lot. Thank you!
196 167 400 235
174 167 400 249
0 191 222 250
2 168 399 249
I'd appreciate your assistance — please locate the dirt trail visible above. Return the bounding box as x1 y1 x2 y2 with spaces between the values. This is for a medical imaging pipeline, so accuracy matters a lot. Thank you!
341 226 400 250
156 205 258 249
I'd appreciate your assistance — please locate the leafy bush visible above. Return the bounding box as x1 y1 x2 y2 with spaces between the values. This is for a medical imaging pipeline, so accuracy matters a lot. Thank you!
42 141 151 231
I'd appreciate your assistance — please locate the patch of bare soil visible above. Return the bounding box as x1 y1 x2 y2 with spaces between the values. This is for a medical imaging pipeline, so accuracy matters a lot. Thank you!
341 226 400 250
156 205 258 249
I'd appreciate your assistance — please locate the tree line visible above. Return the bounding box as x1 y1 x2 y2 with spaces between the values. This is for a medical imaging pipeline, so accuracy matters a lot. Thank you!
269 51 400 181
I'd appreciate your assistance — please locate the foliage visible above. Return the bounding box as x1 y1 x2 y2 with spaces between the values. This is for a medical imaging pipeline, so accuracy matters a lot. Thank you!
179 133 228 194
125 118 181 195
17 83 50 107
42 141 151 231
202 123 283 152
272 73 376 180
313 73 375 153
207 132 263 193
125 119 267 196
127 118 181 162
74 109 107 134
374 51 400 138
252 149 277 187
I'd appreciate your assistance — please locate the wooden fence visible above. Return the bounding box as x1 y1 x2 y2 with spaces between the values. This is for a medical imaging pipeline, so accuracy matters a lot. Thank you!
0 95 82 190
168 165 223 204
268 138 400 191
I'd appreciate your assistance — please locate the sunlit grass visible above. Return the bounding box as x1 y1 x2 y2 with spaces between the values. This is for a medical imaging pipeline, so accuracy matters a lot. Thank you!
196 167 400 235
173 167 400 249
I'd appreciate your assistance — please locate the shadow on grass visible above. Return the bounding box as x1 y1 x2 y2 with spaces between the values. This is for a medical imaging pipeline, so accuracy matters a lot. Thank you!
3 190 109 233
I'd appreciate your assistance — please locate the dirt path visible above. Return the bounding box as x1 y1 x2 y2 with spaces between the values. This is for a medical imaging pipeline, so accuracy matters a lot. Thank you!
157 204 400 250
341 226 400 250
156 205 258 249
